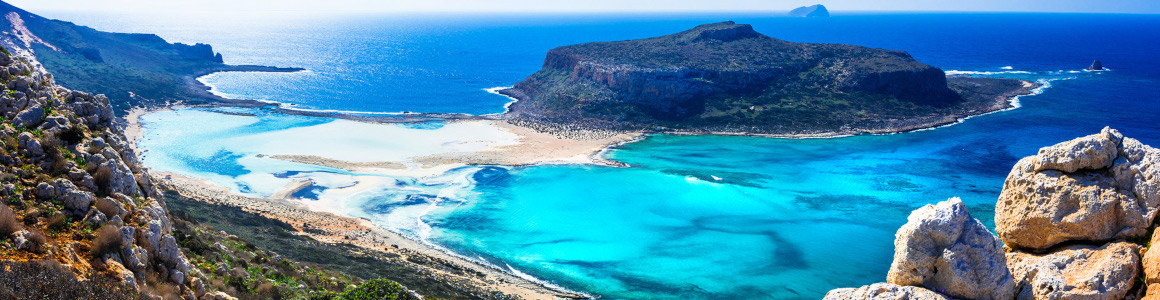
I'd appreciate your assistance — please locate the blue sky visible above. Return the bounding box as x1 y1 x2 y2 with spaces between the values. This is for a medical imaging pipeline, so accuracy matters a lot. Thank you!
8 0 1160 14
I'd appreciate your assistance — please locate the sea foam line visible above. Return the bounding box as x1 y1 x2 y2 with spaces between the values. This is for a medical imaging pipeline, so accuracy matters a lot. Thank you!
484 86 519 115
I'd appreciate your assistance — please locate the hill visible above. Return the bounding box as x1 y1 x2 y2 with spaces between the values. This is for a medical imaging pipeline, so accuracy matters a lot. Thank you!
0 1 300 113
501 21 1034 136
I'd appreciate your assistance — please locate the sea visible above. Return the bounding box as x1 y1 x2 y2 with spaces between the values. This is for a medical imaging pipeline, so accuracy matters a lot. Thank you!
39 10 1160 299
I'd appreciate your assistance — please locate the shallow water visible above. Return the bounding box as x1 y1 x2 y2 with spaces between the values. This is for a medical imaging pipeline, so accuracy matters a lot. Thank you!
98 11 1160 299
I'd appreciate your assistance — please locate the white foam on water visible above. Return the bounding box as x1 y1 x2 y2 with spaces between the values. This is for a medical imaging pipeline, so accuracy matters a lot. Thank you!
1000 66 1014 70
484 86 519 114
945 70 1034 75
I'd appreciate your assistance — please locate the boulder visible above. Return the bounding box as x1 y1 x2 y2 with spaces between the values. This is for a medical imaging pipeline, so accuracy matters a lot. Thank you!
12 103 44 128
1032 128 1120 173
997 127 1160 250
823 283 947 300
1144 230 1160 299
886 198 1016 300
200 291 237 300
1006 242 1139 300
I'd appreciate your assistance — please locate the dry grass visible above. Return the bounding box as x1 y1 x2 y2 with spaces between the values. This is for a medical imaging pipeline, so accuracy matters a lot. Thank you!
90 225 122 259
0 203 20 239
94 198 120 219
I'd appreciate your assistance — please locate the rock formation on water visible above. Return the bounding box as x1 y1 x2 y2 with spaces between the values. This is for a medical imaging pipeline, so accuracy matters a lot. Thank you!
788 4 830 17
1089 60 1105 71
502 21 1032 134
826 127 1160 300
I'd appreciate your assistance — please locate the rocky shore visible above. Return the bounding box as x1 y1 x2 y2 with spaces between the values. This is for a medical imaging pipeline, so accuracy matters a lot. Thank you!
826 127 1160 299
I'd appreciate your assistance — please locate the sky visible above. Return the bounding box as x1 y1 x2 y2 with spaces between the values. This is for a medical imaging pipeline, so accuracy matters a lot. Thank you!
6 0 1160 14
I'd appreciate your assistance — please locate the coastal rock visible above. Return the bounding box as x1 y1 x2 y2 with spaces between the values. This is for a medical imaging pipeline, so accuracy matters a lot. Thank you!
886 198 1015 300
1088 60 1104 71
17 132 41 157
1144 230 1160 299
1033 128 1120 172
823 283 947 300
996 127 1160 250
788 4 830 17
106 259 137 290
1006 242 1139 300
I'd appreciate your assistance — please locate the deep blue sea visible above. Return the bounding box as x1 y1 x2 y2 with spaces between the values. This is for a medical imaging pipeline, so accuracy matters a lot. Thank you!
45 10 1160 299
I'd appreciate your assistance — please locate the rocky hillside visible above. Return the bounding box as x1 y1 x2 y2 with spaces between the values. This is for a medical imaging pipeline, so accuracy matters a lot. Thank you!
0 0 300 112
0 49 423 299
501 21 1033 134
826 127 1160 299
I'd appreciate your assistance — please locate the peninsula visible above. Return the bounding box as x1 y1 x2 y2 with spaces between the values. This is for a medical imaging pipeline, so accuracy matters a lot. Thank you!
501 21 1036 136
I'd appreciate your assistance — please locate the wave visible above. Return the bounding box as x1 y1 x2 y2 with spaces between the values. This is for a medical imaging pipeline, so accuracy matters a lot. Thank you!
483 86 518 115
945 70 1034 75
1000 66 1014 70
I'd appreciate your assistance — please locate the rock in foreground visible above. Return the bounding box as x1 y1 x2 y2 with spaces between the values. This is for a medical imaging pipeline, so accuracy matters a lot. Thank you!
823 283 947 300
886 198 1016 300
1006 242 1140 300
996 127 1160 250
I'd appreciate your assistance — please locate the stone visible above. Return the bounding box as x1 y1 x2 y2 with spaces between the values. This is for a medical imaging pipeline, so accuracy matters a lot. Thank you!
12 103 43 128
1144 230 1160 299
886 198 1016 300
1007 242 1139 300
823 283 948 300
997 127 1159 250
1088 60 1104 71
106 259 137 290
199 292 238 300
17 132 41 157
1033 127 1120 172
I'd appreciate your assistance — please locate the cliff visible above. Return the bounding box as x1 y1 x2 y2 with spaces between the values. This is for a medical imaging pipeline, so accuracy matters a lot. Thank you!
501 21 1033 135
0 0 301 112
826 127 1160 299
788 4 830 17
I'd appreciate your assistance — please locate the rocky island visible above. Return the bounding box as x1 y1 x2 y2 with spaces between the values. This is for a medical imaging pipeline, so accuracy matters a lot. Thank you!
788 4 831 17
501 21 1036 136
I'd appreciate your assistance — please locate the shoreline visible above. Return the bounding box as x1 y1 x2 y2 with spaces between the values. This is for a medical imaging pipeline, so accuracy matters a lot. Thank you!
128 70 1045 299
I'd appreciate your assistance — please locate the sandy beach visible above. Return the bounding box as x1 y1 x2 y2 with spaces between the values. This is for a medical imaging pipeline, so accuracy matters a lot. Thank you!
128 108 640 299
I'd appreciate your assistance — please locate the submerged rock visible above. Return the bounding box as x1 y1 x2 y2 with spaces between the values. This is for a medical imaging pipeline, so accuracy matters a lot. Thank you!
996 127 1160 250
886 198 1016 300
1006 242 1139 300
823 283 947 300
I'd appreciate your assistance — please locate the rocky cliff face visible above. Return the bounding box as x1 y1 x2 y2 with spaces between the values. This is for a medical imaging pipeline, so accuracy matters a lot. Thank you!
826 127 1160 300
503 21 1028 134
0 49 204 299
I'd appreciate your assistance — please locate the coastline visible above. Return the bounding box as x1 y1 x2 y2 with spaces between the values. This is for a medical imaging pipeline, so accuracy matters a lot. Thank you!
126 70 1042 299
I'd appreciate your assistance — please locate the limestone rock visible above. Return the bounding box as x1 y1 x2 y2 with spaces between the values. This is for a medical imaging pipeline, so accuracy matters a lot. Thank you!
1144 230 1160 299
12 103 43 128
200 291 237 300
886 198 1016 300
997 127 1160 250
1006 242 1139 300
1033 128 1120 173
17 132 41 157
823 283 948 300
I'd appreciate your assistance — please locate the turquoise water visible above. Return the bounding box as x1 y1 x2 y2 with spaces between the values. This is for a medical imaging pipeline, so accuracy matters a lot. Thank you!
59 11 1160 299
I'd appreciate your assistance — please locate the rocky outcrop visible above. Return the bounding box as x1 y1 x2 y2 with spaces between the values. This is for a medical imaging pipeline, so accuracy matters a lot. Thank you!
1088 60 1104 71
1006 242 1140 299
996 127 1160 250
1144 231 1160 299
823 283 947 300
827 128 1160 300
788 4 830 17
886 198 1016 300
0 49 197 296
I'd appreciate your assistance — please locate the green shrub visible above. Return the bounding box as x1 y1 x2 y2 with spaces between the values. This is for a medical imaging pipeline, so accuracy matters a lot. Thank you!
339 279 410 300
